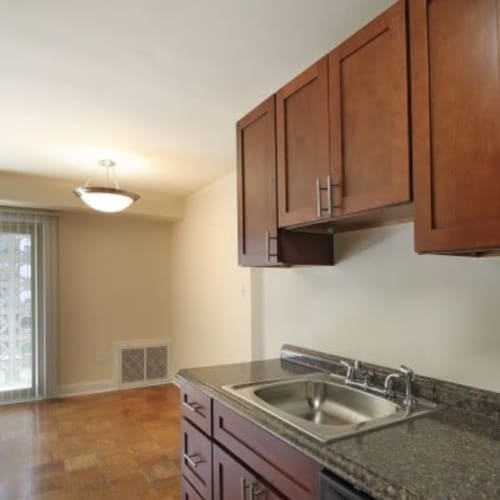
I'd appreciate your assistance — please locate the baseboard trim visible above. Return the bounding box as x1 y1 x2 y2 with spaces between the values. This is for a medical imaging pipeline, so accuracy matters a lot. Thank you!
57 379 117 397
57 378 174 398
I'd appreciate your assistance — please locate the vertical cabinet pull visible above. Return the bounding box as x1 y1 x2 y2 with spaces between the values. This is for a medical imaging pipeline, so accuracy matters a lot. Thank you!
241 479 266 499
241 477 250 499
316 176 341 217
316 178 322 217
326 175 332 216
265 231 278 263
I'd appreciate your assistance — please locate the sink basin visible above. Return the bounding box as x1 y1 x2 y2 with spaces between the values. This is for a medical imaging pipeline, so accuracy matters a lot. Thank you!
224 373 438 442
254 379 400 426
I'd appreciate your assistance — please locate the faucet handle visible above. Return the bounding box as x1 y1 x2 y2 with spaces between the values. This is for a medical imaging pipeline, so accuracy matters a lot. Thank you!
399 365 415 380
339 359 360 381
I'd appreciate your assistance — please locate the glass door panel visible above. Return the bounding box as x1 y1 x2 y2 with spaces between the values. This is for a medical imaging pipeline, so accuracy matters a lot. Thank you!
0 229 35 400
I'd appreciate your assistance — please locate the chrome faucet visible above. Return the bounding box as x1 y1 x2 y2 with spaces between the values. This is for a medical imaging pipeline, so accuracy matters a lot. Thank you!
398 365 417 408
340 360 417 409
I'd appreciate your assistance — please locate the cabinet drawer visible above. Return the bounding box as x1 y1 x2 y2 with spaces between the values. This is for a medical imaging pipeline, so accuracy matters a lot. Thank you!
182 476 204 500
213 400 319 499
180 380 212 435
213 444 282 500
181 418 212 499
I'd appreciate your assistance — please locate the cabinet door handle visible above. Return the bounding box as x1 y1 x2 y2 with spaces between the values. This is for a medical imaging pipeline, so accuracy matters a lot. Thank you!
182 400 205 416
183 453 204 468
316 178 322 217
241 478 250 500
317 178 332 217
327 175 332 216
265 231 278 263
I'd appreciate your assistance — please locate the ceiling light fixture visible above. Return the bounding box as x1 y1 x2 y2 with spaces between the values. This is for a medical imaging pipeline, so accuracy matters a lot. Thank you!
73 159 140 213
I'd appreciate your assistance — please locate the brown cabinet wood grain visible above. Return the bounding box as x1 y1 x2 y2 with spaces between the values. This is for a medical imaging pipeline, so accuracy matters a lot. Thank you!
411 0 500 253
276 57 331 227
237 97 279 266
181 418 213 499
213 444 282 500
213 400 319 499
329 0 411 217
274 2 412 233
237 97 334 267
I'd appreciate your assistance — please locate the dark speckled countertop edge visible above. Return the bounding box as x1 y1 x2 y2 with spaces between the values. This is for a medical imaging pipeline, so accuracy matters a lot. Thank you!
177 364 422 500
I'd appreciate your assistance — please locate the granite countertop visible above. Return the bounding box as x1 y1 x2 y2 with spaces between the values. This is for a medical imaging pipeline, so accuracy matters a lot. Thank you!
177 354 500 500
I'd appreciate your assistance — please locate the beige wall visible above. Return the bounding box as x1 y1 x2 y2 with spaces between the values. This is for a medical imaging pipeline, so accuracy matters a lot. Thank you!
58 213 170 386
253 223 500 393
169 172 252 374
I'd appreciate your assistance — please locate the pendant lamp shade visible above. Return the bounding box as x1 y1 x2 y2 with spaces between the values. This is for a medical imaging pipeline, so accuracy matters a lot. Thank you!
73 160 140 213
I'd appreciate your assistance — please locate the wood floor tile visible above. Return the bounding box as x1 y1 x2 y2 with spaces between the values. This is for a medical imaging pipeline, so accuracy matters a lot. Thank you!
0 384 181 500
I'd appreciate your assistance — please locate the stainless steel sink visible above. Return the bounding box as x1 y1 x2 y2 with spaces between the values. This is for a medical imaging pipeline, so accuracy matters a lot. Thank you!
223 373 438 442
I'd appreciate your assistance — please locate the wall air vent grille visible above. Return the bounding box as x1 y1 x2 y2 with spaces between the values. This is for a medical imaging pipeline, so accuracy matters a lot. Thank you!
117 341 170 388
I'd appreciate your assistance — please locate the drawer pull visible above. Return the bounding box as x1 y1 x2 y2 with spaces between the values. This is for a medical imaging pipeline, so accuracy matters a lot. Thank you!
184 453 204 468
183 400 205 416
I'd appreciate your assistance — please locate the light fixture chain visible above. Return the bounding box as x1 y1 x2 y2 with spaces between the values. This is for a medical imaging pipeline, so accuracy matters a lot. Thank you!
84 165 101 188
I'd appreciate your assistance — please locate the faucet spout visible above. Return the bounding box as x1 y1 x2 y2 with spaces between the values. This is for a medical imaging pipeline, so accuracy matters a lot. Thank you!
383 373 402 399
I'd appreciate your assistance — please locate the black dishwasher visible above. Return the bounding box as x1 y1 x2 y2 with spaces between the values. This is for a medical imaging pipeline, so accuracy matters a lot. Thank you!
320 470 372 500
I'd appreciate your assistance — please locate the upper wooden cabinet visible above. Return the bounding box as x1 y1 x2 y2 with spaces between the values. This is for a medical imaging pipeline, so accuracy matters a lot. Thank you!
237 97 278 266
275 1 411 230
237 97 334 267
411 0 500 253
238 0 500 261
329 0 410 216
276 57 331 227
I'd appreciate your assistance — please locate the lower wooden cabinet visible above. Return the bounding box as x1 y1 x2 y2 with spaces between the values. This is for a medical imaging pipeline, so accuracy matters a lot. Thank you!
179 380 320 500
181 419 212 499
213 444 281 500
213 400 319 499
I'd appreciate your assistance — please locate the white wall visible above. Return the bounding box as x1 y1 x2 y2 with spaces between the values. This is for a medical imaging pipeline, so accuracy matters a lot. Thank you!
169 172 252 374
253 223 500 393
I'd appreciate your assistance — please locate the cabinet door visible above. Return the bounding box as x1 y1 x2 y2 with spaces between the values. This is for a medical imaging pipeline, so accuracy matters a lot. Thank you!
411 0 500 253
213 444 281 500
237 97 279 266
237 97 334 267
213 401 319 499
329 0 410 217
277 57 331 227
181 419 212 499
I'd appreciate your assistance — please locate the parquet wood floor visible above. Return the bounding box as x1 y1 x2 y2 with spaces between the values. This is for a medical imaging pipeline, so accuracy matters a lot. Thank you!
0 384 182 499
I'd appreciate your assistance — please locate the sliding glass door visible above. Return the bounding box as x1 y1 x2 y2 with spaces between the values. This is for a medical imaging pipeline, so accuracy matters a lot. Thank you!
0 209 58 404
0 224 35 400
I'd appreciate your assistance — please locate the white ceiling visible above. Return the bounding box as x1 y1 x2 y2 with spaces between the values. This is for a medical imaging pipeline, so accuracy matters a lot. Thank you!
0 0 393 196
